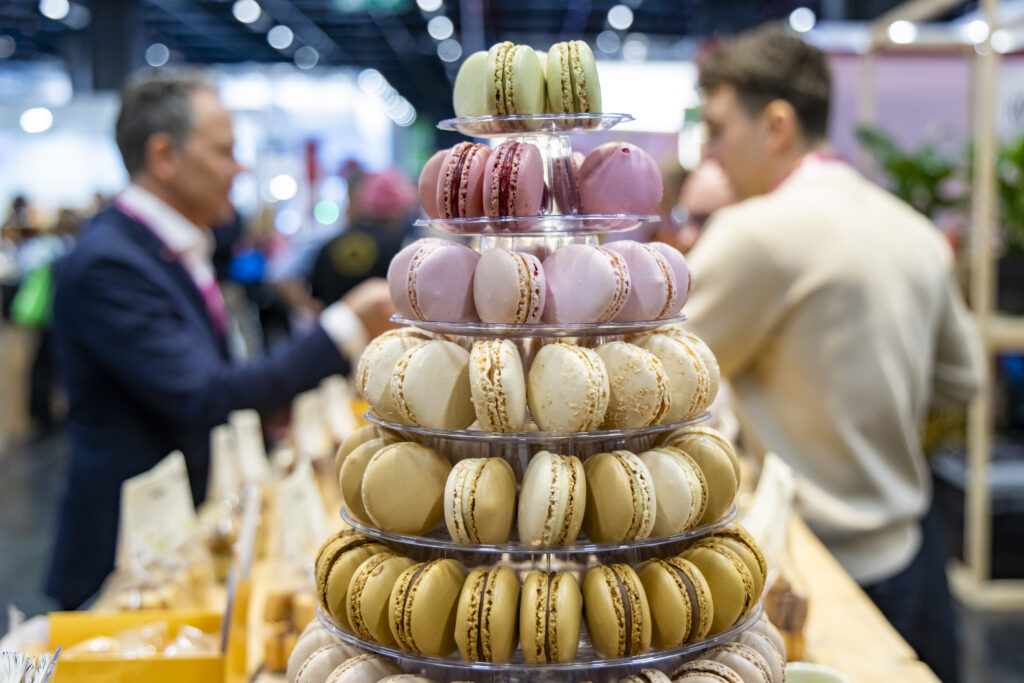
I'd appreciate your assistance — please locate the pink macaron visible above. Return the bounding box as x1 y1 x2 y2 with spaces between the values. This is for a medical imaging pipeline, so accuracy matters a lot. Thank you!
578 142 663 215
437 142 491 219
387 238 480 321
473 248 546 323
418 149 447 219
605 240 690 321
541 244 631 324
483 141 546 217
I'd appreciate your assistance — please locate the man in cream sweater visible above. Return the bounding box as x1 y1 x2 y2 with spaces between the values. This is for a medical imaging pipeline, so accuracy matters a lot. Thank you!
685 26 982 682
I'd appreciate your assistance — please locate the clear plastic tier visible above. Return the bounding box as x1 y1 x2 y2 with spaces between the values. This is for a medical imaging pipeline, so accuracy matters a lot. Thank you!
437 112 634 138
392 314 686 339
414 213 658 236
340 504 737 564
317 602 763 683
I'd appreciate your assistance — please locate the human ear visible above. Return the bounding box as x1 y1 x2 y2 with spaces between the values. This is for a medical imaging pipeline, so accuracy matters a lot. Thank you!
762 100 799 155
144 132 180 182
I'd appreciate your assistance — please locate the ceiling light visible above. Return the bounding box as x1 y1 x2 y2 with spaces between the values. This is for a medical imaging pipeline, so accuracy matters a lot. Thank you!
294 45 318 69
965 19 990 45
887 20 917 44
596 30 620 54
607 4 633 31
20 107 53 133
437 38 462 62
789 7 816 33
145 43 170 67
0 36 15 59
622 33 648 62
416 0 443 11
427 15 453 40
269 174 298 201
232 0 261 25
39 0 69 21
267 25 294 50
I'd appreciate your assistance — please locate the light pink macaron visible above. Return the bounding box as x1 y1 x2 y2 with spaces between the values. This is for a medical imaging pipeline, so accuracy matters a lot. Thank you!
387 238 480 321
418 149 447 219
483 141 546 217
541 244 631 324
473 248 546 323
437 142 491 219
578 142 663 215
605 240 690 321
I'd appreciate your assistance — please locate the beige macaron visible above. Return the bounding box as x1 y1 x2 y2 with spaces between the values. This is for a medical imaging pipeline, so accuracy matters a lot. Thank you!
338 437 397 524
619 670 673 683
651 324 721 405
520 569 583 663
389 558 469 657
391 340 475 429
294 644 358 683
334 425 401 484
736 630 786 683
630 330 712 422
527 342 609 431
469 339 527 432
518 450 586 545
314 530 389 630
444 457 517 544
582 563 652 658
325 653 403 682
706 643 772 683
454 565 521 662
670 659 745 683
709 523 768 601
749 615 787 661
286 624 360 683
582 450 657 543
662 424 741 484
362 442 452 535
596 341 672 428
638 556 713 648
638 446 708 536
680 542 755 635
346 552 416 646
357 328 432 421
664 430 738 526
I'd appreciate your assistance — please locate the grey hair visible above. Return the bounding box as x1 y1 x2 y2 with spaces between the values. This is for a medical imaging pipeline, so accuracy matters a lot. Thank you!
115 69 216 176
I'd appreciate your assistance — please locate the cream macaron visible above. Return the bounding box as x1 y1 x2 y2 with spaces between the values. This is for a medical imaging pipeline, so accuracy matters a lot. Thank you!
582 450 657 543
454 565 521 662
287 624 361 683
630 330 712 423
583 563 652 658
520 569 582 663
294 644 358 683
619 670 673 683
596 341 672 429
469 339 527 432
361 442 452 535
357 328 432 422
346 552 417 646
706 643 772 683
324 653 403 682
444 457 517 544
650 324 721 405
670 660 745 683
638 446 708 535
518 450 586 545
527 342 609 432
736 630 786 683
391 340 475 430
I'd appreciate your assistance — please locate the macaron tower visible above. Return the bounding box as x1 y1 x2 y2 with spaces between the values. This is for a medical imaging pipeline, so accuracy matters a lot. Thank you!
308 37 768 683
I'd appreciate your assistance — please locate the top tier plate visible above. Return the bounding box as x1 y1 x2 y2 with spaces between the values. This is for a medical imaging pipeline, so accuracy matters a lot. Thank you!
437 112 634 138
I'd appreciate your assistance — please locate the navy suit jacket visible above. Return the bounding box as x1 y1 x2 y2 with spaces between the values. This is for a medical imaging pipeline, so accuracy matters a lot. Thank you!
47 206 348 608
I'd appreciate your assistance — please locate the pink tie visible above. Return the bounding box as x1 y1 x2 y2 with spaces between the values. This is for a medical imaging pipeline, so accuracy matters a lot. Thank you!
199 278 229 337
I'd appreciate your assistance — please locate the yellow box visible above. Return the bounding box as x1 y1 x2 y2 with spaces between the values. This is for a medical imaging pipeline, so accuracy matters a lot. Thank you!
49 608 241 683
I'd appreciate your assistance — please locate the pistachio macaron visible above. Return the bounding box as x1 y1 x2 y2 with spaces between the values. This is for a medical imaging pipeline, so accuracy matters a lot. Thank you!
520 570 582 663
389 558 468 657
314 530 389 630
638 556 713 649
527 342 609 432
680 543 755 635
596 341 672 429
325 653 403 682
583 563 652 658
638 446 708 535
582 450 657 543
670 659 745 683
346 552 417 646
455 565 521 662
469 339 527 432
391 340 475 430
518 451 586 545
362 442 452 535
444 457 517 544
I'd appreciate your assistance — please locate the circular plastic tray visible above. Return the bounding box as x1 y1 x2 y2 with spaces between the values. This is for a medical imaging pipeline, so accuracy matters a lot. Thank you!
391 314 685 339
317 602 763 682
436 112 634 138
414 213 658 236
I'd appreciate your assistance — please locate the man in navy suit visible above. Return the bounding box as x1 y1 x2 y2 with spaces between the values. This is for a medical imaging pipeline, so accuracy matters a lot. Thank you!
46 72 394 609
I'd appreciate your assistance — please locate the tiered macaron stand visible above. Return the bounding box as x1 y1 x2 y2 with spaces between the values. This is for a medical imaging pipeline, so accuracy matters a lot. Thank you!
317 113 762 682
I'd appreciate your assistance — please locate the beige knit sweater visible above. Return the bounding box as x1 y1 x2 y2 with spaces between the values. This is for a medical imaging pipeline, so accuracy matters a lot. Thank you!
685 159 983 584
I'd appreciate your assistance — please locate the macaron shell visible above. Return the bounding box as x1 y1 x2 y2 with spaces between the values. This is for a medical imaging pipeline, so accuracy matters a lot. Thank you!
387 239 445 318
526 343 609 432
670 659 745 683
582 450 656 543
468 339 527 432
542 244 632 324
406 241 480 322
578 142 663 215
335 424 401 483
517 451 586 545
546 40 602 114
296 644 359 683
750 616 787 661
346 553 417 646
638 557 713 649
362 442 452 535
389 558 468 656
638 447 708 535
339 437 392 524
483 141 546 216
315 530 379 611
520 570 582 662
582 563 652 658
444 457 517 544
418 150 446 218
666 424 741 483
648 325 721 408
287 627 350 683
680 543 755 635
437 142 491 218
707 643 772 683
597 341 672 428
736 630 786 683
454 566 521 662
391 340 475 430
646 242 692 316
325 653 403 683
473 248 546 324
631 332 711 423
452 51 488 117
324 542 390 629
605 241 675 322
667 433 738 526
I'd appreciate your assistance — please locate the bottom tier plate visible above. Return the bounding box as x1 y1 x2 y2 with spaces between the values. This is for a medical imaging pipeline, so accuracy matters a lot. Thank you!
317 602 763 683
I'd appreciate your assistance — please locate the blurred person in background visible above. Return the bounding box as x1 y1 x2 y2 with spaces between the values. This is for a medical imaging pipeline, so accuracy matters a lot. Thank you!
674 160 735 253
47 70 394 610
684 25 982 682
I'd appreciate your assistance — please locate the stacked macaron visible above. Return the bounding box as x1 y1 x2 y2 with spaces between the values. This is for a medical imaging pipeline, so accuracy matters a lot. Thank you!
388 239 692 324
453 40 601 118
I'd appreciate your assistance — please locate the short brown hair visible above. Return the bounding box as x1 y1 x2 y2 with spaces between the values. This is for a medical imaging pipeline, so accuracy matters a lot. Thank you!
115 70 214 176
698 24 831 142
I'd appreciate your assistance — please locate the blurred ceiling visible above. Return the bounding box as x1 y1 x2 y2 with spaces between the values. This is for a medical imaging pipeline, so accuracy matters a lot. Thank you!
0 0 978 120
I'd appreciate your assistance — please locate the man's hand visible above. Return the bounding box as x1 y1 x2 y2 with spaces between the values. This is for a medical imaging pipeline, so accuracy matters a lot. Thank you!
342 278 396 339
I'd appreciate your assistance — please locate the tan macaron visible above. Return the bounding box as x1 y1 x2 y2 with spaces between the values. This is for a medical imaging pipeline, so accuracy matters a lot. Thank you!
520 570 583 663
454 565 521 662
314 530 389 630
708 523 768 601
670 659 744 683
335 425 401 484
638 556 713 648
361 442 452 535
596 341 672 428
582 563 652 658
680 542 755 635
388 558 468 657
665 431 738 526
338 437 395 524
444 457 517 544
582 450 657 543
346 552 416 646
357 328 432 421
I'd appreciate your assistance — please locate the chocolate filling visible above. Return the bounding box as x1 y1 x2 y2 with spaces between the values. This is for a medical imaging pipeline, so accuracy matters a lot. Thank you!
544 571 555 661
475 570 490 661
611 565 634 655
667 561 701 642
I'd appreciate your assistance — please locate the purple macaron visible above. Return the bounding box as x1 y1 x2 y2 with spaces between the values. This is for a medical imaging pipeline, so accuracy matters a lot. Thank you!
605 240 691 321
387 238 480 322
473 248 546 323
541 244 632 324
